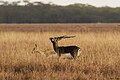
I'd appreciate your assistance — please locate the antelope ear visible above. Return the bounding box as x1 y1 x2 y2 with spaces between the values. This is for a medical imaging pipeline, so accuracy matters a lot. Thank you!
49 38 52 40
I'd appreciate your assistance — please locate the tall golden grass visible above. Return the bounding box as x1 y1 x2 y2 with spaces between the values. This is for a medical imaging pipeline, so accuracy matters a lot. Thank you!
0 24 120 80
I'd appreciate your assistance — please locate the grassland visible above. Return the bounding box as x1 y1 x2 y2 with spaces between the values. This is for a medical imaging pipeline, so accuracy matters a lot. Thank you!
0 23 120 80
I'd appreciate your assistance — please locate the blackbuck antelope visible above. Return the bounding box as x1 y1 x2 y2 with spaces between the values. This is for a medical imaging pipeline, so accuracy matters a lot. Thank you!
49 36 81 59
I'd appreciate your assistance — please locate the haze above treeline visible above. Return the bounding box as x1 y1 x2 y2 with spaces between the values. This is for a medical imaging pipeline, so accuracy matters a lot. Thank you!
0 1 120 23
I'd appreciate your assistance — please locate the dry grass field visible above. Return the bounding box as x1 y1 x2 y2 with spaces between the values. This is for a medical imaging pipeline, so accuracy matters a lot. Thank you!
0 23 120 80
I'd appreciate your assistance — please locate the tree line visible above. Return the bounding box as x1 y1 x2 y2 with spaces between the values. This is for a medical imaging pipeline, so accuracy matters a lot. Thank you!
0 1 120 23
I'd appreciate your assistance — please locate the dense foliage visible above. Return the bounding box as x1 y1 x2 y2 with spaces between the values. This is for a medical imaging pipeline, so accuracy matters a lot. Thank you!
0 2 120 23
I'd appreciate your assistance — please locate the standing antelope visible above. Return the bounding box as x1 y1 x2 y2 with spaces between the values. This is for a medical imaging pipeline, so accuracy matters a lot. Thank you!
49 36 81 59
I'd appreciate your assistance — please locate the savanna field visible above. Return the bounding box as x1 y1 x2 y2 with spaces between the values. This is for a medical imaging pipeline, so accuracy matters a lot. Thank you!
0 24 120 80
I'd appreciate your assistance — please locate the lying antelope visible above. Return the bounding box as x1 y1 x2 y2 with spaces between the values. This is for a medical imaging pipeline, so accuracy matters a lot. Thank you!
49 36 81 59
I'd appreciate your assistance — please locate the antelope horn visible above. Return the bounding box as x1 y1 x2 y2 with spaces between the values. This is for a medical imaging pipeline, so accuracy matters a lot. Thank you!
56 35 75 40
63 35 76 38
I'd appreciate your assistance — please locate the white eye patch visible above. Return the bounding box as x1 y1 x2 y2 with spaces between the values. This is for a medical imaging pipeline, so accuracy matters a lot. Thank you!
52 39 54 41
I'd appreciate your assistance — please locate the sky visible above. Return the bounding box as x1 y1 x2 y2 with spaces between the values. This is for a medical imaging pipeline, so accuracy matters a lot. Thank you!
1 0 120 7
